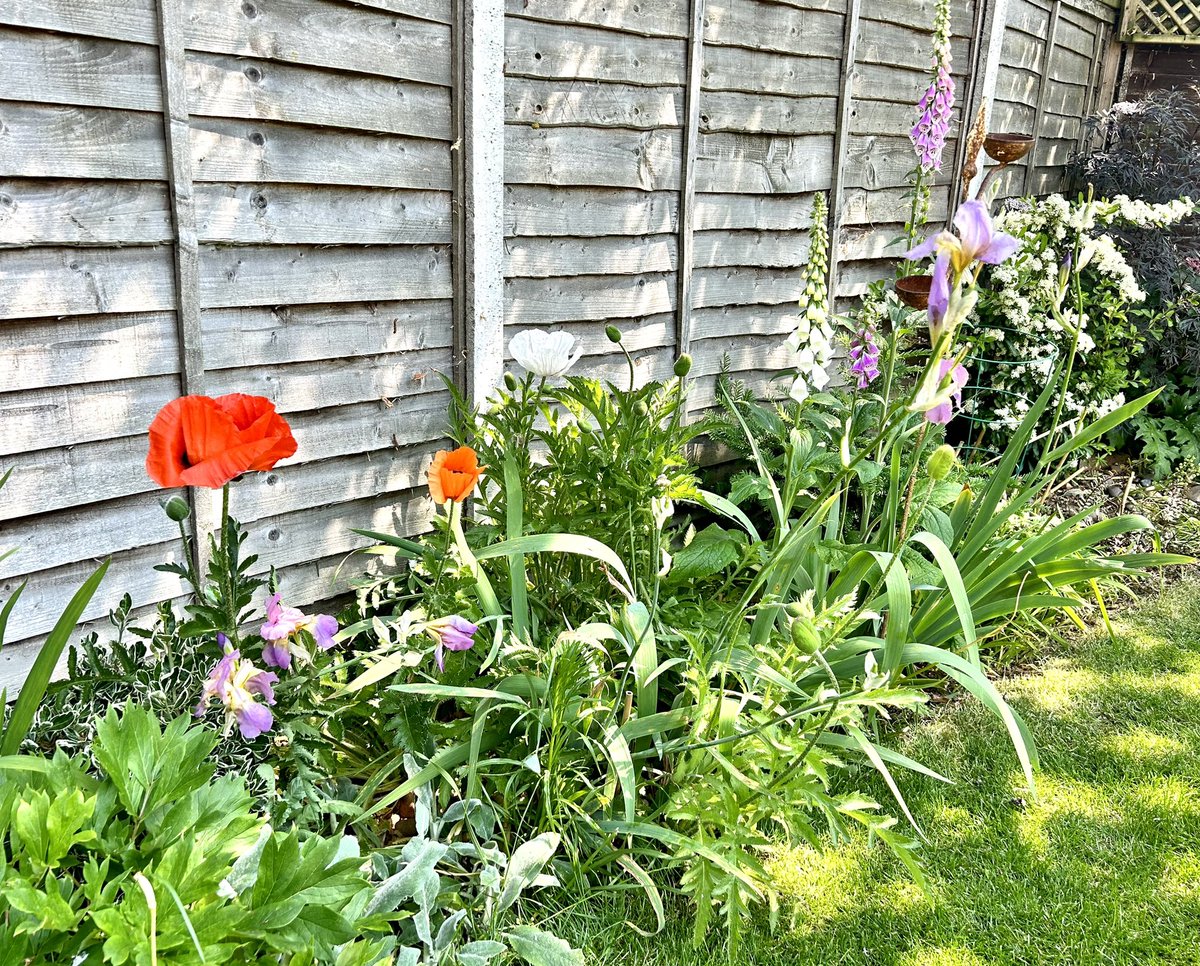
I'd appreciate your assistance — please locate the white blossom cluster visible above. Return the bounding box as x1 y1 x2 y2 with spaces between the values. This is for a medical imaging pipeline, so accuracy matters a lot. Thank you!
974 194 1159 434
1099 195 1196 229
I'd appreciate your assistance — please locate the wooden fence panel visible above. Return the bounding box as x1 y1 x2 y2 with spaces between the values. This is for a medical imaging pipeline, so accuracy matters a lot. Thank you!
0 0 1122 694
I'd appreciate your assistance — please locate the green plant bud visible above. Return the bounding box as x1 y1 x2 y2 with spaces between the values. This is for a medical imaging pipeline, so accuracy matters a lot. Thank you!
635 400 650 417
785 601 806 617
605 325 623 344
928 443 957 481
503 371 519 392
163 496 191 522
673 353 693 378
790 617 821 655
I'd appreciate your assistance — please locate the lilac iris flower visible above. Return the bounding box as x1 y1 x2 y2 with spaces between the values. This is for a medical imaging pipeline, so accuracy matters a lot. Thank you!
848 327 881 388
259 592 339 669
906 200 1021 334
924 359 970 425
426 616 479 672
195 648 279 740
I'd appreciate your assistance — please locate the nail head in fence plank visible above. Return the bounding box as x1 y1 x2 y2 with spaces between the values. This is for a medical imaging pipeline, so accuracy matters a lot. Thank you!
677 0 705 359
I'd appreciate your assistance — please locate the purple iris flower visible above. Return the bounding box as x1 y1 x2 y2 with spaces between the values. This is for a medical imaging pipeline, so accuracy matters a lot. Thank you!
426 616 479 672
924 359 970 425
906 200 1020 334
259 592 339 668
195 648 279 740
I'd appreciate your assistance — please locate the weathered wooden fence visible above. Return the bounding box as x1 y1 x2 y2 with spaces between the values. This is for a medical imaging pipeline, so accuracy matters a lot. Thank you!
0 0 1119 690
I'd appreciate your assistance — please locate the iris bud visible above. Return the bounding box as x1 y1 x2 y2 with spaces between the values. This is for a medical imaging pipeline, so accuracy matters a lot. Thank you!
928 443 957 481
163 496 191 522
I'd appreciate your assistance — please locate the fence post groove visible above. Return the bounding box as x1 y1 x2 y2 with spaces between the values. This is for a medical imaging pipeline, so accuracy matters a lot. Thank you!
456 0 506 412
826 0 862 303
964 0 1014 203
1024 0 1064 195
155 0 214 569
676 0 706 362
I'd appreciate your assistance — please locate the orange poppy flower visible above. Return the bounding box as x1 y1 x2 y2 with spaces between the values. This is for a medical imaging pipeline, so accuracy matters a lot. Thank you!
427 446 485 505
146 394 297 489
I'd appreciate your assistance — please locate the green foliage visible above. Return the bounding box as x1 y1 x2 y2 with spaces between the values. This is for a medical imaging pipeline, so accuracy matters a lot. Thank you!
0 706 391 965
0 468 109 757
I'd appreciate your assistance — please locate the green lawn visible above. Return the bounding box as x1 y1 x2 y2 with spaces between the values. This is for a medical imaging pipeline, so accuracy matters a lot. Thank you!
548 581 1200 965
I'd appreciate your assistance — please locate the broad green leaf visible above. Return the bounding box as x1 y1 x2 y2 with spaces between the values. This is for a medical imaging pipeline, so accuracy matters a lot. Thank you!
603 726 637 823
497 832 561 914
686 489 761 543
475 534 634 600
503 925 585 966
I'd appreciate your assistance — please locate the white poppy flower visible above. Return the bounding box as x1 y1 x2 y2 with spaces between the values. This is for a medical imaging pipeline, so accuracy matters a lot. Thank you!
508 329 581 378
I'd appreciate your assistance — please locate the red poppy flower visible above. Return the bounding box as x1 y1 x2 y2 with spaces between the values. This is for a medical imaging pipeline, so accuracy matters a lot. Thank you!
427 446 485 505
146 394 297 489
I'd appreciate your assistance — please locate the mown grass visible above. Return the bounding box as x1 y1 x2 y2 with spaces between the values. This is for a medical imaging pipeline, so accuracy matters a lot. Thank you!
544 581 1200 965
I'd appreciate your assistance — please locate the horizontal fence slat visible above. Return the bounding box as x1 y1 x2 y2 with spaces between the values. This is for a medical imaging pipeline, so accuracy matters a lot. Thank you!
505 19 687 86
0 0 158 44
694 132 834 194
505 126 683 190
183 0 452 87
701 45 841 97
0 26 163 112
505 234 677 279
0 246 176 319
700 91 838 136
505 79 683 130
505 272 676 323
195 184 451 244
185 52 452 140
0 312 179 393
201 299 452 368
504 0 690 38
505 187 679 237
0 103 166 180
189 117 451 189
703 1 844 59
0 179 172 247
197 244 452 307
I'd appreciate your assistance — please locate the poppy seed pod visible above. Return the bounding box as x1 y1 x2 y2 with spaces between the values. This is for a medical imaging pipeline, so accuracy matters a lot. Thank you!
790 617 821 654
673 354 693 378
163 496 191 522
928 443 957 480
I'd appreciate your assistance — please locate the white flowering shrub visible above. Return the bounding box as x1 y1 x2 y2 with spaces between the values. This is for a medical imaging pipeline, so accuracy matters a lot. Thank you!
966 193 1194 445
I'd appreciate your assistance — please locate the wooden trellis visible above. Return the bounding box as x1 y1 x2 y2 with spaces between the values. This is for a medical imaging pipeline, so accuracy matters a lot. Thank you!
1121 0 1200 42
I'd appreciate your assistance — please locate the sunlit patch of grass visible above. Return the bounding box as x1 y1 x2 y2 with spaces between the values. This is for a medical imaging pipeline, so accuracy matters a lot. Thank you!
553 582 1200 965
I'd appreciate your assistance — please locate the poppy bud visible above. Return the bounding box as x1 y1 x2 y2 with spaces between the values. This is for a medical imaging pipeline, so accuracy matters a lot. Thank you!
605 325 623 344
503 372 519 392
790 617 821 654
928 443 957 481
163 496 191 522
673 354 693 378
